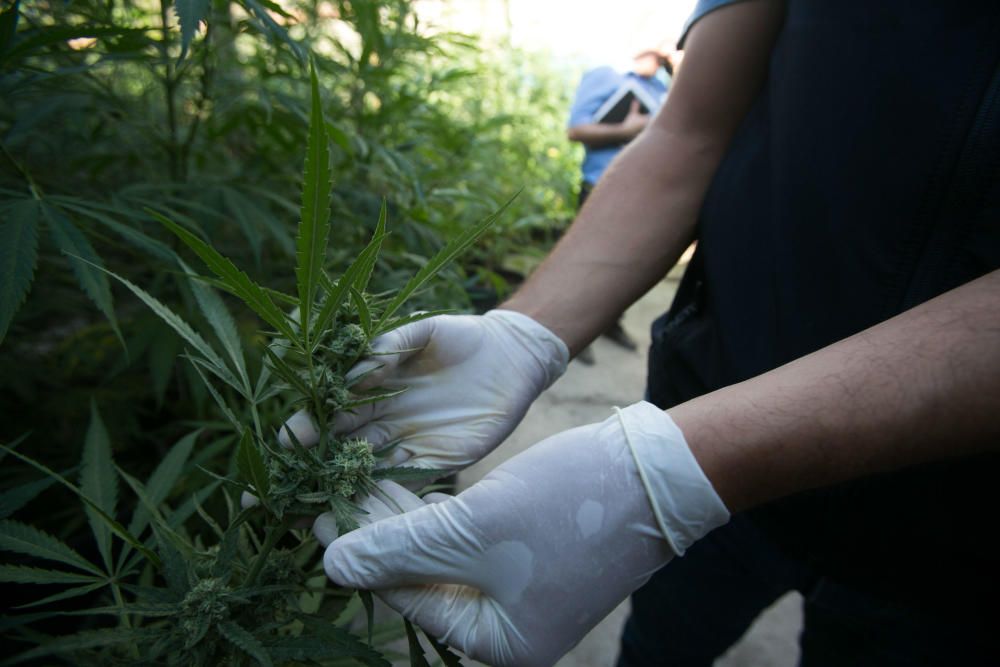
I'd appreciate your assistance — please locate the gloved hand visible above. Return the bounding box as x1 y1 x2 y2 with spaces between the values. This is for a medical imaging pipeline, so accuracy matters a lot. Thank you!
315 402 730 667
280 309 569 470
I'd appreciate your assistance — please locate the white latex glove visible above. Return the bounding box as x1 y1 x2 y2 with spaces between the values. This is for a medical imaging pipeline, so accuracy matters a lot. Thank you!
280 309 569 470
315 402 730 667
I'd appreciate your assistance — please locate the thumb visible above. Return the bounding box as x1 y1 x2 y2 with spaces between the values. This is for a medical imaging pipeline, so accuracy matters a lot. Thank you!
346 316 436 390
323 497 480 591
629 99 641 113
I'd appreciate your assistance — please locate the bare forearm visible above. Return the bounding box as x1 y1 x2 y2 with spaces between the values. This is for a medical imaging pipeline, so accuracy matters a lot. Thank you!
503 127 719 353
567 122 641 147
674 270 1000 512
504 0 785 354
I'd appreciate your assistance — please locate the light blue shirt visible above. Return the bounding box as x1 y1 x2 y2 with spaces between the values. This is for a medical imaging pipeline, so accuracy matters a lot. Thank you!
678 0 749 47
568 68 668 186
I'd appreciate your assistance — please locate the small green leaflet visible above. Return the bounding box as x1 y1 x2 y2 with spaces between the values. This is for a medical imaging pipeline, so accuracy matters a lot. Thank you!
174 0 209 60
375 192 519 332
425 630 464 667
0 519 103 576
296 59 333 346
236 430 270 504
151 210 298 343
0 444 160 569
43 201 122 346
359 589 375 645
0 198 39 345
126 429 199 538
180 258 251 394
80 401 118 572
403 618 432 667
0 564 102 586
81 256 245 393
219 620 274 667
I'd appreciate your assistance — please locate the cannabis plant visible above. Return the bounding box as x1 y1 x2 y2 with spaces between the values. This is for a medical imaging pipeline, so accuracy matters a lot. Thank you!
0 61 508 666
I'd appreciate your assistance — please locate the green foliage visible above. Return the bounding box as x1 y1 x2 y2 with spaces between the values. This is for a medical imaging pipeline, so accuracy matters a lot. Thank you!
0 0 581 662
0 29 517 662
0 198 39 344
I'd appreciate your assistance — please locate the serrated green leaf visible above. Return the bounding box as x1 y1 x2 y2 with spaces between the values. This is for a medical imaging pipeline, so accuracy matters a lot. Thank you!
151 210 298 343
219 620 274 667
43 203 122 346
6 627 143 664
117 467 185 552
297 59 333 345
14 580 108 610
351 287 372 336
0 198 40 345
174 0 209 60
0 564 102 585
0 474 58 520
0 2 19 57
80 400 117 571
242 0 305 62
53 198 178 262
359 589 375 646
126 429 199 538
83 257 243 393
354 199 387 295
310 231 387 346
0 519 101 575
375 309 451 337
0 445 160 570
152 524 190 596
376 193 517 330
424 629 464 666
148 329 181 407
181 259 250 393
291 615 392 666
184 354 245 428
167 479 222 531
262 345 312 399
236 430 270 503
0 25 147 67
404 618 432 667
221 186 264 266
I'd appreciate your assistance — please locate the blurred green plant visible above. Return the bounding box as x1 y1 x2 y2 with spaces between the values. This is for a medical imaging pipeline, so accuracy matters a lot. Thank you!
0 0 577 470
0 57 496 666
0 1 578 660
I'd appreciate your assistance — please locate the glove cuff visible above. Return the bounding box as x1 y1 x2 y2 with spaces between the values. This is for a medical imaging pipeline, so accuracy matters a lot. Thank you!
486 309 570 389
615 401 730 556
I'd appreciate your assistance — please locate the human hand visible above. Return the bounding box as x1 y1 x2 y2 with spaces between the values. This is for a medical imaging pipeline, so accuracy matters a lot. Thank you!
620 99 650 138
316 402 730 667
278 309 569 471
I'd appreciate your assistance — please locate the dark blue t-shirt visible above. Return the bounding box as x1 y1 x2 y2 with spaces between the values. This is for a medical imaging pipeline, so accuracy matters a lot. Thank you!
650 0 1000 614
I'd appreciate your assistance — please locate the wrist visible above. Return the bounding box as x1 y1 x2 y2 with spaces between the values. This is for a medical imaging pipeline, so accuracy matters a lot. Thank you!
615 401 730 555
485 309 569 389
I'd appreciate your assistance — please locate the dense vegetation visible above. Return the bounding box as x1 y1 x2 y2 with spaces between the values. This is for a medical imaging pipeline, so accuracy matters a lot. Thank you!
0 0 580 663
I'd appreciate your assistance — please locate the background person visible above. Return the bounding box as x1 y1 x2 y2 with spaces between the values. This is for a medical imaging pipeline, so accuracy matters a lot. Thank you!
566 48 671 359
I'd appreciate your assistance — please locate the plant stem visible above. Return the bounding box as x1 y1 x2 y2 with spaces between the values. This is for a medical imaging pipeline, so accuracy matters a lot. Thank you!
244 515 294 586
111 581 140 658
159 0 181 182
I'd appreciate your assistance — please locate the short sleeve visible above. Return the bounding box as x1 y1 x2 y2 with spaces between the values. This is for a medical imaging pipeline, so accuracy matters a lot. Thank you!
568 67 619 128
678 0 751 48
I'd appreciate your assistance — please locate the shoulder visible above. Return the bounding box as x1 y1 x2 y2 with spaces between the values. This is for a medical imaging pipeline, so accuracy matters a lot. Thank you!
678 0 753 48
578 66 621 90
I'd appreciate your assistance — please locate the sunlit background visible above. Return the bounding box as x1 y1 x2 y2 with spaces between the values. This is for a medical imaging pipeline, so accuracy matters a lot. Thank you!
417 0 697 69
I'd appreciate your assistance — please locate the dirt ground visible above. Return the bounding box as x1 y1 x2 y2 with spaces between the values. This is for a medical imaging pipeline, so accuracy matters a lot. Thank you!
455 276 804 667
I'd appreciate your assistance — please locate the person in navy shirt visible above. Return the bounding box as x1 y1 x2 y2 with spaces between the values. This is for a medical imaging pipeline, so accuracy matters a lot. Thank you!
311 2 1000 665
